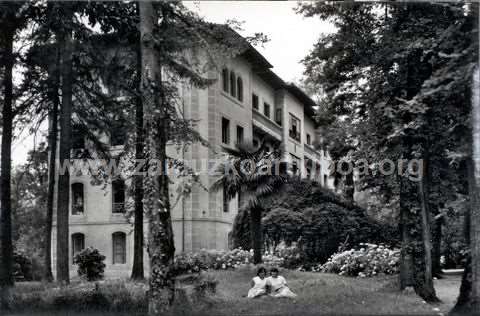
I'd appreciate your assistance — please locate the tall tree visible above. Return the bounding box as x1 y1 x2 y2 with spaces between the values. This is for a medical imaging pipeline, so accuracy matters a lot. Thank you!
131 1 145 281
55 2 74 284
44 42 60 282
139 2 175 312
0 5 17 307
0 1 31 307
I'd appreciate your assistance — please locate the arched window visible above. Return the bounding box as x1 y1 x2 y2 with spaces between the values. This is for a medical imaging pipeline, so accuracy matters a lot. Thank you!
112 232 126 264
222 68 229 93
112 179 125 213
229 71 236 98
236 76 243 102
72 183 84 215
72 233 85 259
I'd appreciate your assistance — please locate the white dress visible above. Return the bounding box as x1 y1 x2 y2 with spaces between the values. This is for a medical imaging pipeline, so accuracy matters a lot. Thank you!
267 276 297 298
247 276 268 298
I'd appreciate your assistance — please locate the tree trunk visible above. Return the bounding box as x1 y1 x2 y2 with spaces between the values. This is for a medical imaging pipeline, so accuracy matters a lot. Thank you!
0 17 15 309
56 12 74 284
417 157 439 302
131 4 144 280
432 216 443 278
44 43 60 283
451 160 479 314
468 66 480 316
344 172 354 203
250 205 263 264
399 177 414 290
140 3 175 314
452 65 480 314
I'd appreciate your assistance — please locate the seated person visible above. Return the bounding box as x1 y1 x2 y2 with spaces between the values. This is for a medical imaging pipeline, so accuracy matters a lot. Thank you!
267 267 297 298
247 267 268 298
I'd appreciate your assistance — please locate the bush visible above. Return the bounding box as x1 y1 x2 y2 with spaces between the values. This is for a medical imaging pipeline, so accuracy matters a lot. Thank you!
319 243 400 277
13 250 33 281
273 245 308 269
173 248 252 275
263 208 307 249
172 248 285 275
73 247 106 281
232 179 399 266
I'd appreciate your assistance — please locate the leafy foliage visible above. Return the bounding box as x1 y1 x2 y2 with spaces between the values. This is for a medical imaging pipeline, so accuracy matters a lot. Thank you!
73 247 106 281
263 207 307 249
232 179 398 264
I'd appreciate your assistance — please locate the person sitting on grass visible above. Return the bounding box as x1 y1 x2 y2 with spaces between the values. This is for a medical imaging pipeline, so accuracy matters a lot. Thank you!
267 267 297 298
247 267 268 298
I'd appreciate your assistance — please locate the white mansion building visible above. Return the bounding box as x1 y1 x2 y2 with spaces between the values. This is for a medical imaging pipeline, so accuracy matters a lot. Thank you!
51 36 335 278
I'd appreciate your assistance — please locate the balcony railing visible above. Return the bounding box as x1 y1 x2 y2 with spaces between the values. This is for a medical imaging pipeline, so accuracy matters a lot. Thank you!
112 202 125 214
252 109 282 141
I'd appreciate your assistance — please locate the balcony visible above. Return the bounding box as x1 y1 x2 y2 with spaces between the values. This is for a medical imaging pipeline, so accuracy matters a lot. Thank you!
252 109 282 141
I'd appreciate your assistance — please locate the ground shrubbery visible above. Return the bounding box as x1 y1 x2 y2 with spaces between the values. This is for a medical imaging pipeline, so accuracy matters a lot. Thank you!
172 248 284 275
319 243 400 277
10 280 148 313
73 247 106 281
9 275 215 313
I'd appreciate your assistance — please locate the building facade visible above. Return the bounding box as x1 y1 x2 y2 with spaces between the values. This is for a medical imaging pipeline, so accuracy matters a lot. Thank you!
51 41 334 278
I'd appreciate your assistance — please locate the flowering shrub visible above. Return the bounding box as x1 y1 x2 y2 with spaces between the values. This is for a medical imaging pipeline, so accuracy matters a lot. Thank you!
172 248 284 275
319 243 400 277
271 246 304 269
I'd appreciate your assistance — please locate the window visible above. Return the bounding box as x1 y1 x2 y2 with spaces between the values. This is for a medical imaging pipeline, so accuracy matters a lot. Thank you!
263 102 271 118
324 174 328 186
316 163 321 181
112 232 126 264
222 68 229 93
222 117 230 144
72 233 85 260
237 77 243 102
265 146 271 153
236 125 244 145
229 72 236 98
307 134 311 145
275 108 282 126
112 179 126 213
223 182 230 212
289 114 301 142
252 94 259 110
72 183 84 215
253 139 259 148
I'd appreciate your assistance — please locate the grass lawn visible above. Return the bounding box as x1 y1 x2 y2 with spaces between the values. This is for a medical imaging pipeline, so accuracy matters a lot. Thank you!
5 266 461 316
200 266 460 315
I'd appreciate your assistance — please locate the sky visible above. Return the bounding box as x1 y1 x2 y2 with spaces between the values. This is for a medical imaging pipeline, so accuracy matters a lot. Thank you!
184 1 335 82
11 1 335 166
